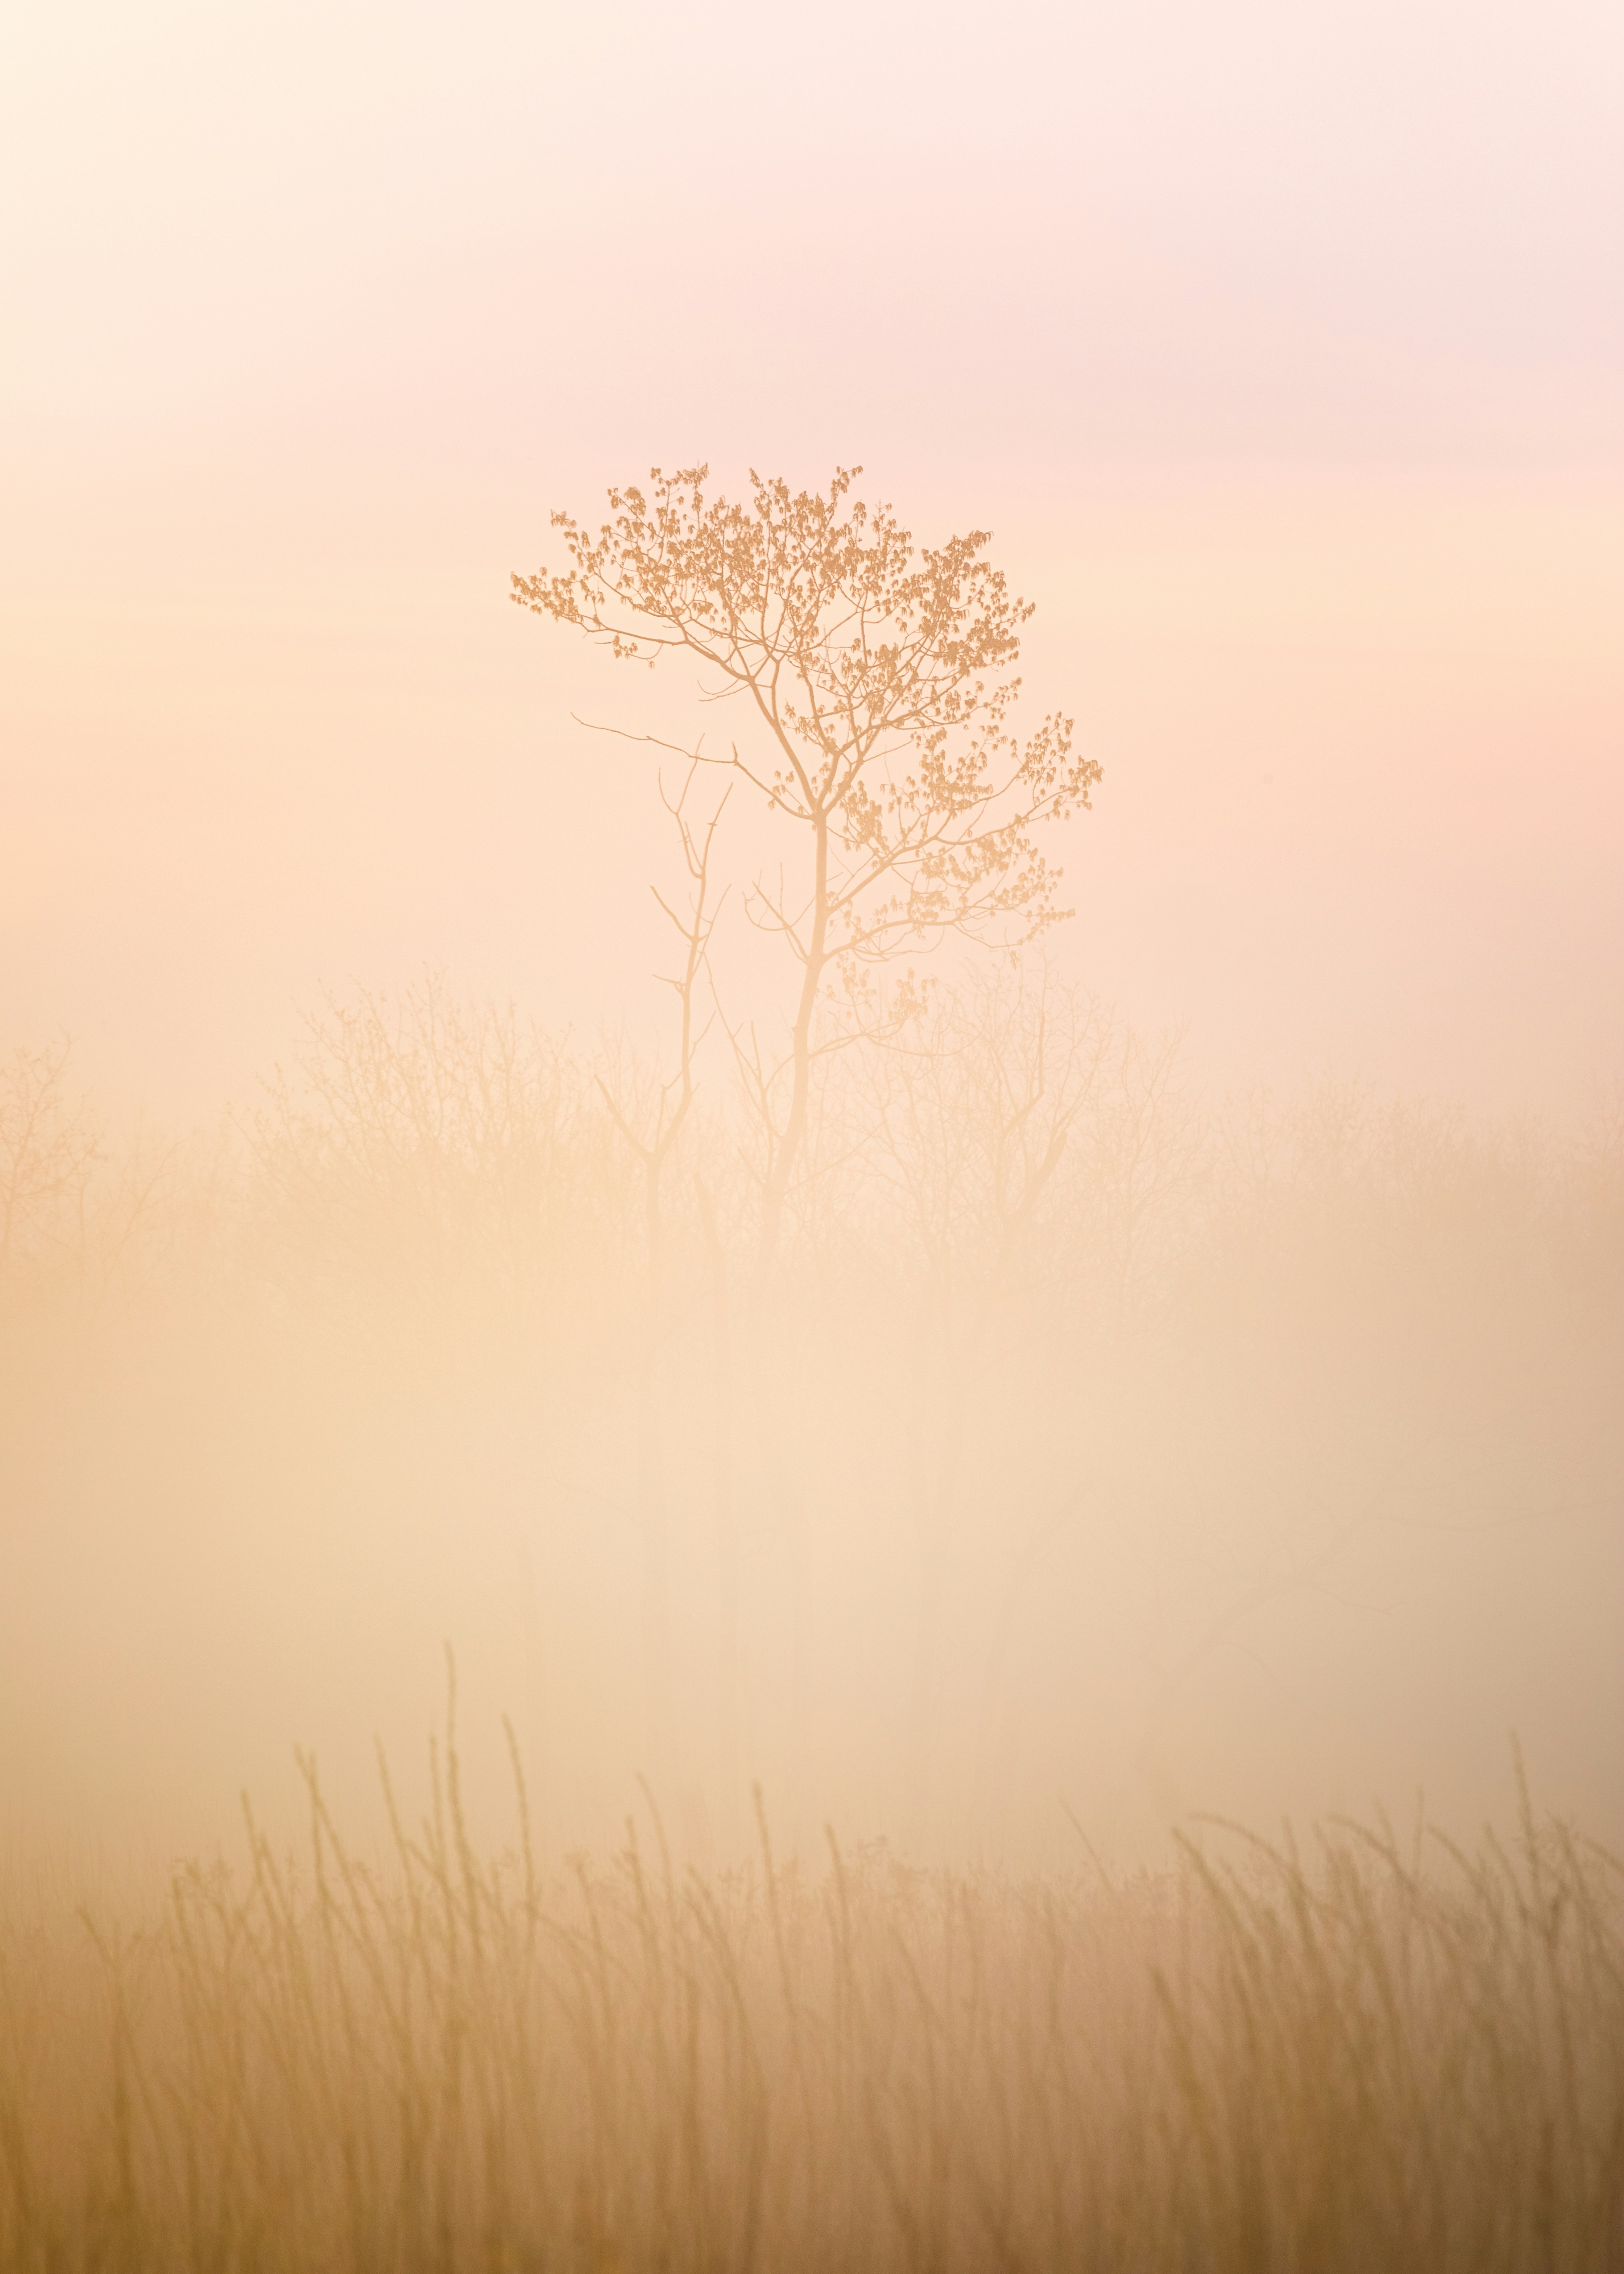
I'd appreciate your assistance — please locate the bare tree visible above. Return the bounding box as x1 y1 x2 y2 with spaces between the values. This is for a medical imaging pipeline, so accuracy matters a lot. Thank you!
513 464 1100 1285
594 761 729 1796
0 1039 187 1322
595 761 729 1295
248 974 603 1324
0 1038 102 1286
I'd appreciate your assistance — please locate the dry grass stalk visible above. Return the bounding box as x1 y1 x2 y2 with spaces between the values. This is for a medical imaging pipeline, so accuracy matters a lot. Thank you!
3 1744 1620 2274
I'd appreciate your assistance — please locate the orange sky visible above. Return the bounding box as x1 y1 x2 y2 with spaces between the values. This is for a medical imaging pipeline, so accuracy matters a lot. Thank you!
3 0 1620 1120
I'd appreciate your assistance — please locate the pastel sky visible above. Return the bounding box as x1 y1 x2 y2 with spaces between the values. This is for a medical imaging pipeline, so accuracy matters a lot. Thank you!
4 0 1620 1117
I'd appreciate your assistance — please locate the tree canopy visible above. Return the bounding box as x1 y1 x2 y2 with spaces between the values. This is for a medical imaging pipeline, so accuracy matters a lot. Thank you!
512 465 1100 978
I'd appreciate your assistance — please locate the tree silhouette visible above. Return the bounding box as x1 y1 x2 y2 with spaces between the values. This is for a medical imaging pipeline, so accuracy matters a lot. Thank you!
514 464 1100 1278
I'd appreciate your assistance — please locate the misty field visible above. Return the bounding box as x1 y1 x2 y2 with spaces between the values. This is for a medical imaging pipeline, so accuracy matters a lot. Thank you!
3 1741 1621 2273
4 973 1620 1857
9 0 1624 2249
3 970 1623 2269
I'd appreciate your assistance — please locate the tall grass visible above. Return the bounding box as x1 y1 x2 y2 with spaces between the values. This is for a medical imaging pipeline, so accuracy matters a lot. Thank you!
2 1735 1620 2273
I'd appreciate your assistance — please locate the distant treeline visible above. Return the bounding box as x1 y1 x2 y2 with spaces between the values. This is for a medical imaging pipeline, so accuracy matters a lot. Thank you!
2 972 1621 1858
5 969 1619 1337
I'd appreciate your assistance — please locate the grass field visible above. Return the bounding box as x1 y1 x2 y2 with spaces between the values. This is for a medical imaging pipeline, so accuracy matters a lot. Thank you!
3 1742 1620 2274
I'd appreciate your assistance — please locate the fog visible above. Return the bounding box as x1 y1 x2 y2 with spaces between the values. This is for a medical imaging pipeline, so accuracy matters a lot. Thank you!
4 959 1621 1875
2 7 1621 2262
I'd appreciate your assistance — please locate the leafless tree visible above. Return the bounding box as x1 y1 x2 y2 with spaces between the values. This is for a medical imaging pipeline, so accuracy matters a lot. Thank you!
0 1037 102 1286
594 761 730 1793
